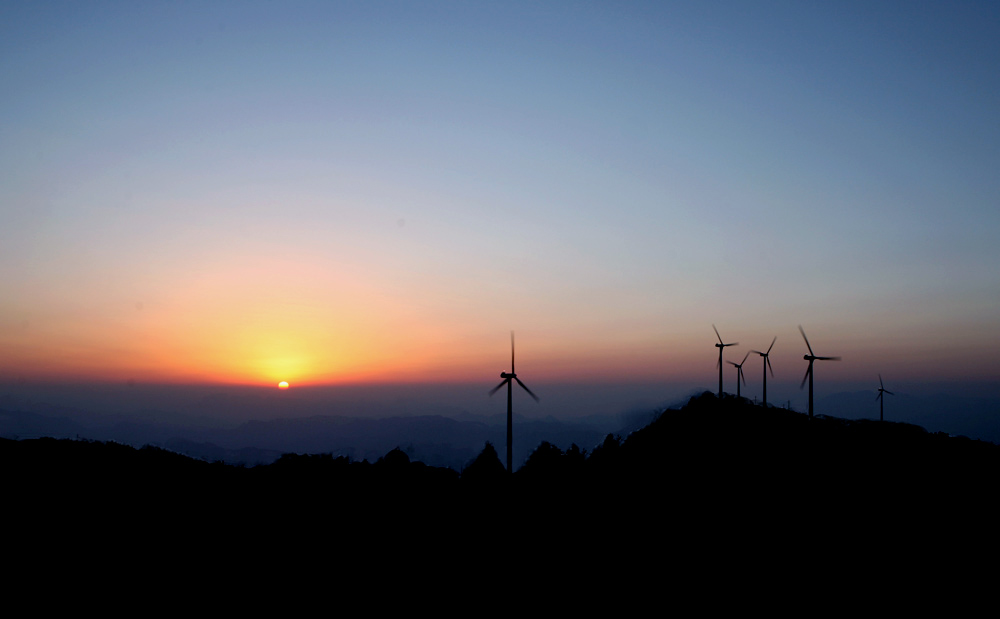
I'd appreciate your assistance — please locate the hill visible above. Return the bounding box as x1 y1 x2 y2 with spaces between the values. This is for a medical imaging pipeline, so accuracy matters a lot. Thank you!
5 391 997 574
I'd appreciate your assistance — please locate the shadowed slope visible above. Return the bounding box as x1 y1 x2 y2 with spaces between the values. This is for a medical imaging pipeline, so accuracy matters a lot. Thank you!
5 392 998 570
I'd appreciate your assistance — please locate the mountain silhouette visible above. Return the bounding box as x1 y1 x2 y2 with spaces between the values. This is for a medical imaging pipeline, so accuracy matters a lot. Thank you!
5 390 996 583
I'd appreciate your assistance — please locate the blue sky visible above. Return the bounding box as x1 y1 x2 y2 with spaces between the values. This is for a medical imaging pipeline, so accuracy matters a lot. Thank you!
1 2 998 405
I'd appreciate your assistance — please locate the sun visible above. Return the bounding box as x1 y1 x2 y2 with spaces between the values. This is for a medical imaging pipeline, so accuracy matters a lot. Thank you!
278 381 289 389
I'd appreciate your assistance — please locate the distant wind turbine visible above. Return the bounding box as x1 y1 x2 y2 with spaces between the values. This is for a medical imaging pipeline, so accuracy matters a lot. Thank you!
489 331 539 472
799 326 841 418
876 374 894 422
713 325 738 398
751 337 776 408
727 351 750 399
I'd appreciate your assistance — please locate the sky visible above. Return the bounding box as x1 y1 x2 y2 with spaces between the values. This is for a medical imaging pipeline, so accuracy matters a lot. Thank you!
2 1 999 413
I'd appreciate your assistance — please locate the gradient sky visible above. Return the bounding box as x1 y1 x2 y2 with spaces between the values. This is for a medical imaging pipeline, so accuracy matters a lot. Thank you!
2 2 999 401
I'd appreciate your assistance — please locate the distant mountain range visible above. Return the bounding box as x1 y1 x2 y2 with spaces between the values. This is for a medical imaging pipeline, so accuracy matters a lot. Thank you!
0 406 648 470
818 391 1000 443
2 386 996 471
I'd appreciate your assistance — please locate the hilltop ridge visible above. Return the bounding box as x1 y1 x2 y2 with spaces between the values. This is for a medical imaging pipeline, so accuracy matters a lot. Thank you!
7 391 996 517
7 390 997 588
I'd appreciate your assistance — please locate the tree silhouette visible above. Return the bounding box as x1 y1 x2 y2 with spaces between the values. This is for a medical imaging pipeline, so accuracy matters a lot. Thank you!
461 441 507 485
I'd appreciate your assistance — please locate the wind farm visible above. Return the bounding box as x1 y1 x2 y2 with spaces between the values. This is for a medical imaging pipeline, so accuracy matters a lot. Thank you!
702 325 855 424
6 355 998 585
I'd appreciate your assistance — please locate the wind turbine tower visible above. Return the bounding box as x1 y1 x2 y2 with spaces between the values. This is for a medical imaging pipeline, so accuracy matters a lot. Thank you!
727 351 750 398
489 332 539 472
751 337 776 408
799 326 841 418
713 325 738 398
877 374 894 422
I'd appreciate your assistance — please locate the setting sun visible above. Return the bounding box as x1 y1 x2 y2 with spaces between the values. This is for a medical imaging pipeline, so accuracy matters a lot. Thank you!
278 381 289 390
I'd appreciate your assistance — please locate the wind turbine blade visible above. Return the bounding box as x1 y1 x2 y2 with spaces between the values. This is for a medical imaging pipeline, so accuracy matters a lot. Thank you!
713 324 723 345
725 342 739 347
799 326 814 357
740 368 746 386
727 361 738 367
767 336 776 355
511 331 515 374
876 392 882 401
800 365 811 389
766 356 774 377
817 356 841 361
515 377 539 402
741 351 750 365
879 374 884 389
885 390 894 396
489 378 510 396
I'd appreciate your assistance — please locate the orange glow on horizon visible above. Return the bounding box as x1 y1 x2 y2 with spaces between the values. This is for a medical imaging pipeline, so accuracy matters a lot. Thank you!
2 249 996 389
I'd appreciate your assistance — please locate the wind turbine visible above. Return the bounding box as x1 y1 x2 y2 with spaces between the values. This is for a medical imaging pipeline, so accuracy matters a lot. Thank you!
727 351 750 398
713 325 738 398
751 337 776 408
876 374 894 422
799 326 840 418
489 331 539 472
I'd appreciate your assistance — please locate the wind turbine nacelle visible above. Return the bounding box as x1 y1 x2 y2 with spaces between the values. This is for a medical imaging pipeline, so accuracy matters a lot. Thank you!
501 372 514 378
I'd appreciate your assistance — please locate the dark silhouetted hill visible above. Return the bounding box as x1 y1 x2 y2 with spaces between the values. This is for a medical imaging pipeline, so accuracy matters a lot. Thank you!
6 391 998 571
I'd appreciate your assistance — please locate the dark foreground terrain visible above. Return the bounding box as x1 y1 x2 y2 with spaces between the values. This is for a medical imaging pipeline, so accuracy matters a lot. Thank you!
5 392 998 598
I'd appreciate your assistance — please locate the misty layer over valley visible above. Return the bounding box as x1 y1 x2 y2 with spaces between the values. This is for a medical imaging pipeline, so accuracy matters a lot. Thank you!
0 382 671 469
2 380 999 471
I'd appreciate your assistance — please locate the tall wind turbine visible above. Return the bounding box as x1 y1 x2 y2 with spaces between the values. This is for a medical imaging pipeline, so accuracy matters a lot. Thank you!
713 325 738 398
799 326 840 418
727 351 750 398
751 337 776 408
876 374 894 422
489 331 539 472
